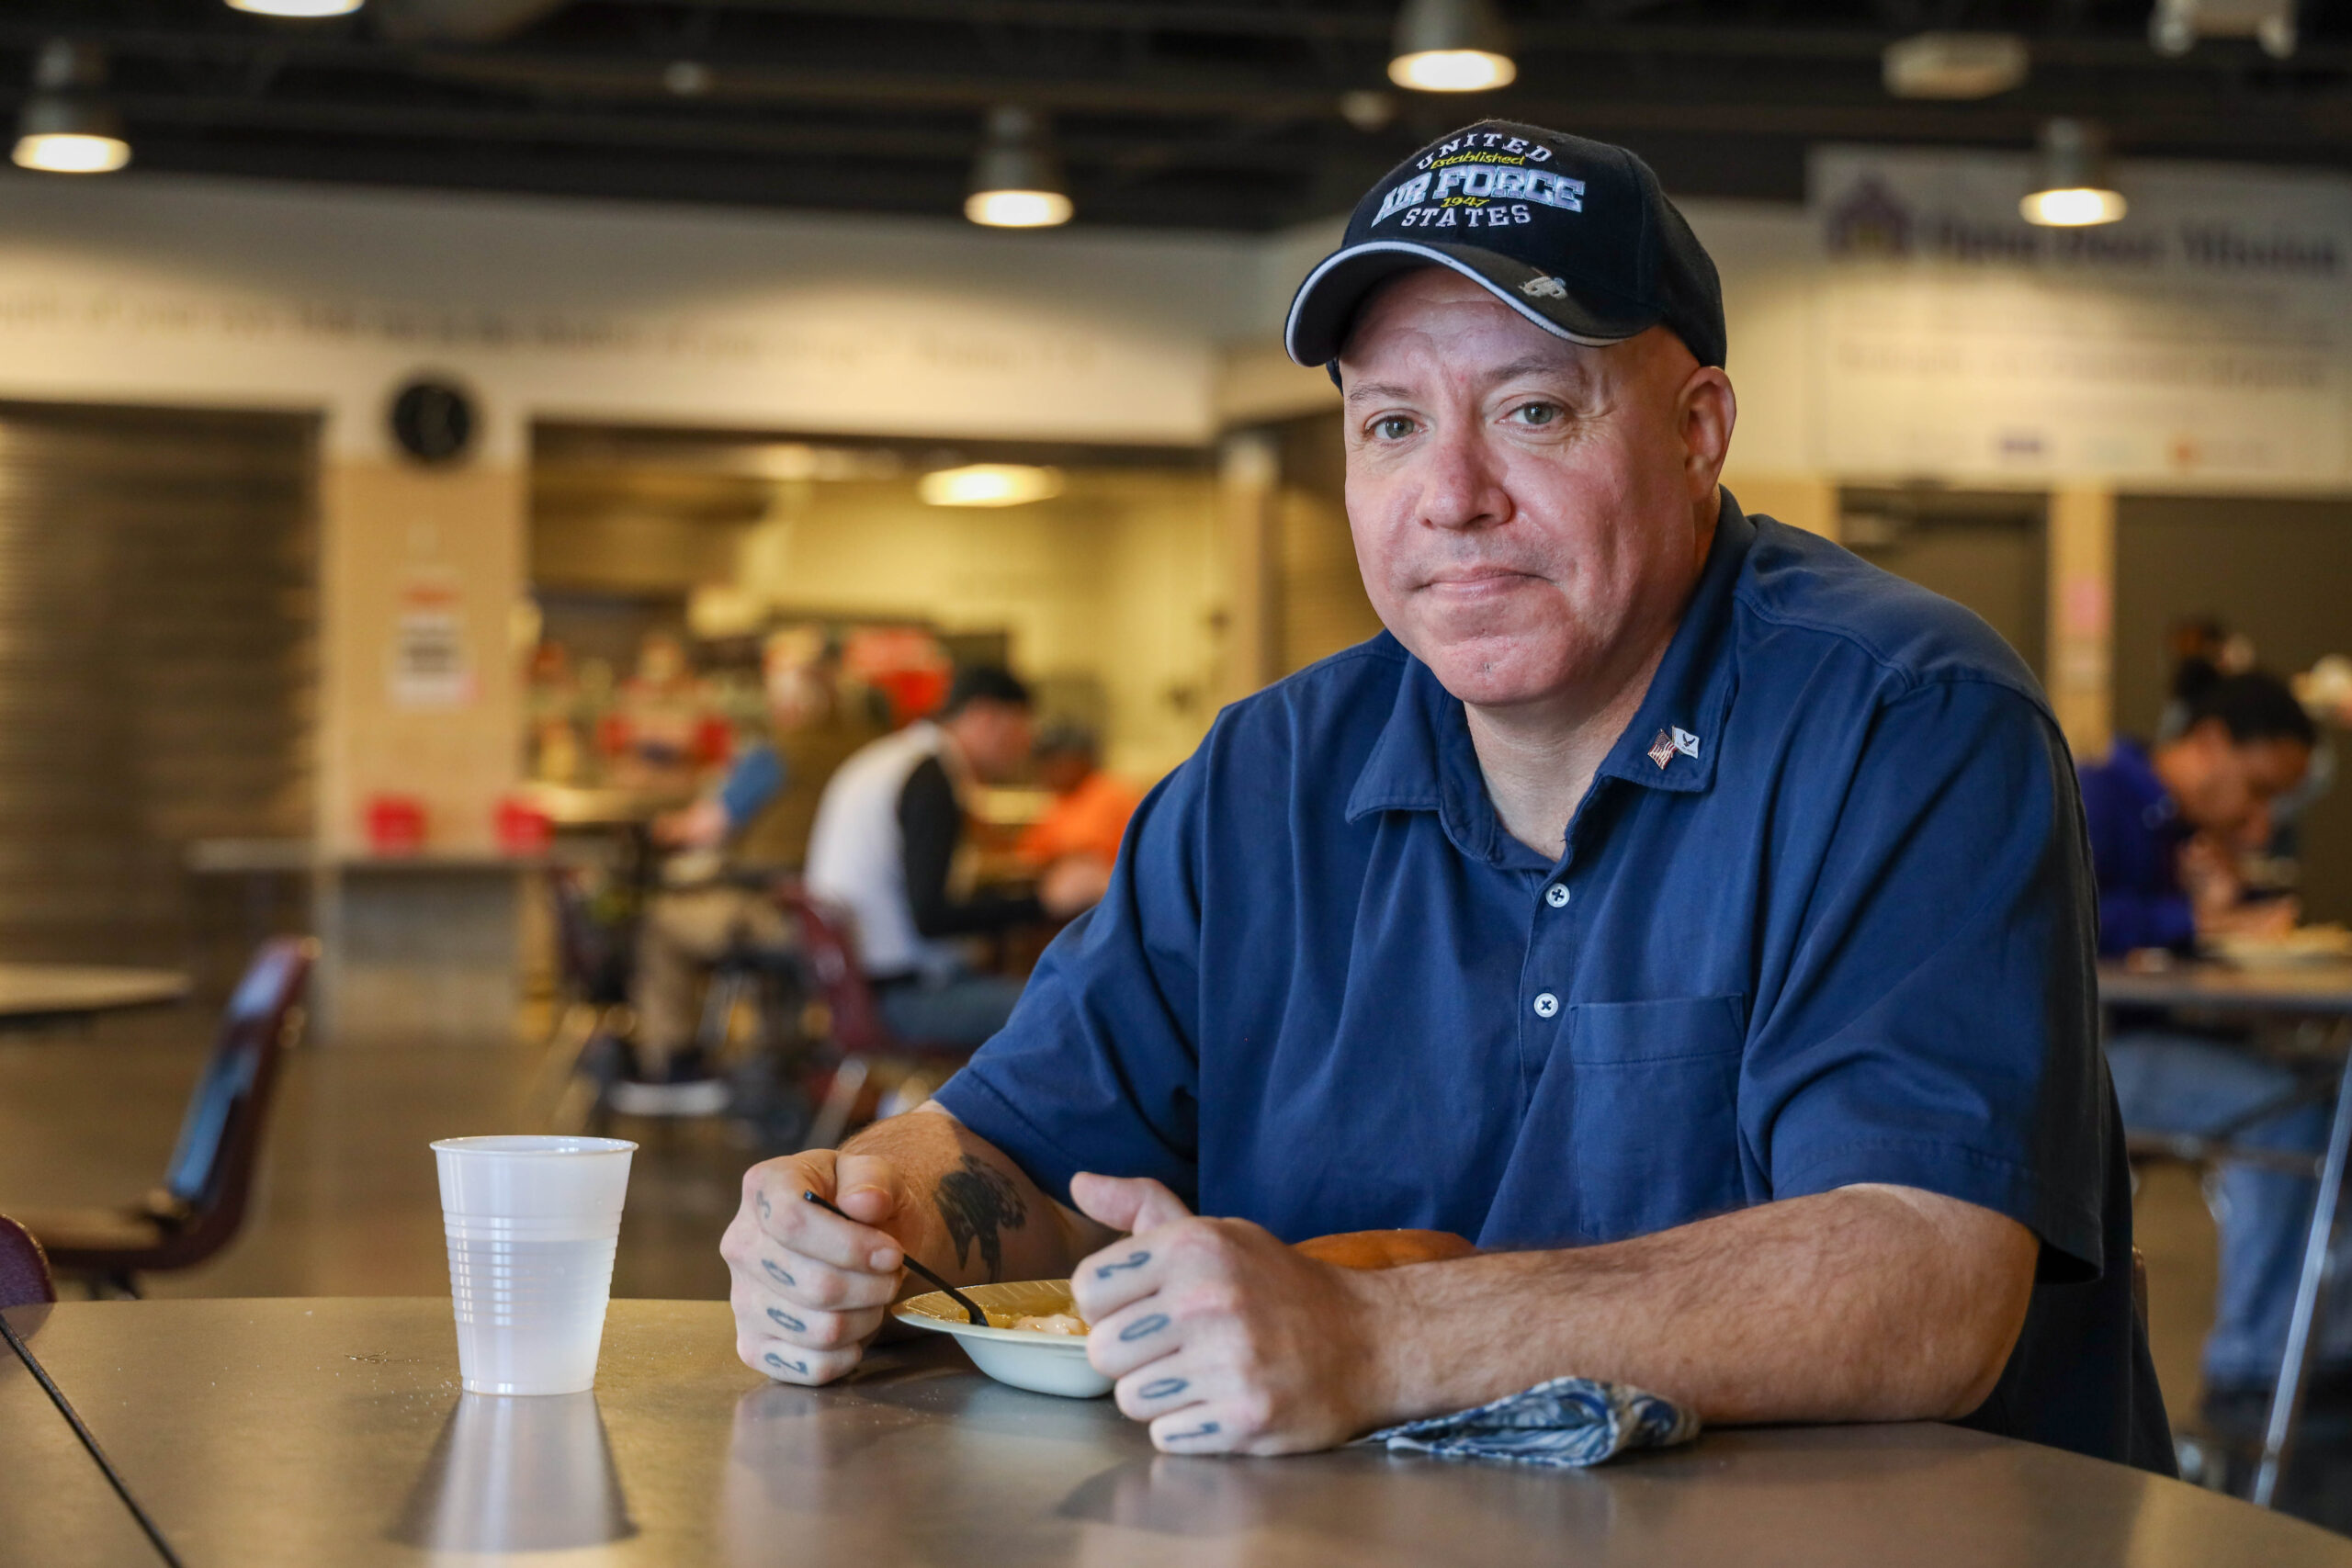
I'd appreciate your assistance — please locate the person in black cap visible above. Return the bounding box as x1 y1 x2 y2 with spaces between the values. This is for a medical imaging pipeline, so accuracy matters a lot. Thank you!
723 123 2167 1477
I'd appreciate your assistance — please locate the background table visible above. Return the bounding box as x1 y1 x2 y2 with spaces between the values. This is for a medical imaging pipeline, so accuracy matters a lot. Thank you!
5 1297 2349 1567
2099 958 2352 1503
0 964 189 1031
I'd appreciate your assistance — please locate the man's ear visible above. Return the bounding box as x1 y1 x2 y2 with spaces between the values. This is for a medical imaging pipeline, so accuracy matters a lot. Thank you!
1679 366 1736 505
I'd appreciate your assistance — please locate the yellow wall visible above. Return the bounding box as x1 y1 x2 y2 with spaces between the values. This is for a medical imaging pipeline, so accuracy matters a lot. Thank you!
724 473 1226 780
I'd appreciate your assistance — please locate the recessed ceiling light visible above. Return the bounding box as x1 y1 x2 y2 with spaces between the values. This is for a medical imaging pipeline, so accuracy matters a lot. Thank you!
2021 118 2126 228
12 40 130 175
1883 32 2028 100
918 465 1064 508
226 0 366 17
967 107 1072 229
1388 0 1517 93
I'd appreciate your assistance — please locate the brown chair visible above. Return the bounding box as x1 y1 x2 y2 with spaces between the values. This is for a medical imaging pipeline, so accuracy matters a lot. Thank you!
19 939 313 1297
0 1213 56 1310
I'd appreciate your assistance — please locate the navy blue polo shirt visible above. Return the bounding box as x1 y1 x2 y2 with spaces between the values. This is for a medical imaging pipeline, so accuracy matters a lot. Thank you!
936 493 2171 1472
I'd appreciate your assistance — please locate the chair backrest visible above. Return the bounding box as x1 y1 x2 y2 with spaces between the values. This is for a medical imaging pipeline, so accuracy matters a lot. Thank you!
545 867 629 1006
0 1213 55 1310
772 885 894 1055
155 940 313 1258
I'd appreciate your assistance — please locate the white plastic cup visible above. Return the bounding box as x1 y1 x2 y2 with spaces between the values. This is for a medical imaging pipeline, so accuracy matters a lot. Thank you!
432 1135 637 1396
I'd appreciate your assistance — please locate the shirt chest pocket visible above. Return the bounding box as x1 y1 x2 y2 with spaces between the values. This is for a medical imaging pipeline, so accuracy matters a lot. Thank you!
1562 995 1747 1243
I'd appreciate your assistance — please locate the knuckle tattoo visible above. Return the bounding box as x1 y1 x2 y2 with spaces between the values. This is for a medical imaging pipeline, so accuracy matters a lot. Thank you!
1118 1313 1171 1344
767 1306 806 1334
1094 1249 1151 1280
1164 1421 1222 1442
1138 1376 1188 1400
763 1258 796 1289
763 1350 808 1377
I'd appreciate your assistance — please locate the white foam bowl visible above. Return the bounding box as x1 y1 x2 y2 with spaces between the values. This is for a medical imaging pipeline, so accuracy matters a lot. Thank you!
893 1280 1112 1399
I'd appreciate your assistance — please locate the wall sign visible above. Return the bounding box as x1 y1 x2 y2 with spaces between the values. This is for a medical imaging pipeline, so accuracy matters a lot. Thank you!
1808 147 2352 486
388 572 475 708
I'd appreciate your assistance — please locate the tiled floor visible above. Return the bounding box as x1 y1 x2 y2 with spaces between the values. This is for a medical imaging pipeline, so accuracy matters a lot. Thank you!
1 1003 2344 1533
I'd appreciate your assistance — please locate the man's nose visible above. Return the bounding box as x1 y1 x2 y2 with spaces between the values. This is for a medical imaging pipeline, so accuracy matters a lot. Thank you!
1418 426 1510 532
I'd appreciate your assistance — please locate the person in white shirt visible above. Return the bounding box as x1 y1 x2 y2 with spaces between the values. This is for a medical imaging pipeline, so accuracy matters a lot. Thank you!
806 666 1106 1045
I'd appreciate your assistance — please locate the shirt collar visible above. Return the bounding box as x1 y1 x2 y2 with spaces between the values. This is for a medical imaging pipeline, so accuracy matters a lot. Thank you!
1345 490 1757 857
1589 491 1751 796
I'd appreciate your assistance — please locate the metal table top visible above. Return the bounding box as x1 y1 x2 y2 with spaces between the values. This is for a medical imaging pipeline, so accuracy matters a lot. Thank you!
5 1298 2349 1567
2098 960 2352 1018
0 963 189 1027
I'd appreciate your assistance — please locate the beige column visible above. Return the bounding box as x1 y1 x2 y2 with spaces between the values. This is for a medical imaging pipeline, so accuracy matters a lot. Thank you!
2046 484 2117 759
319 457 526 852
313 436 530 1044
1217 432 1283 700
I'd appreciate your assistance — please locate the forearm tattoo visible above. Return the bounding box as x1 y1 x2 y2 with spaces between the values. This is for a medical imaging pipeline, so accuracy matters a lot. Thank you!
936 1154 1028 1282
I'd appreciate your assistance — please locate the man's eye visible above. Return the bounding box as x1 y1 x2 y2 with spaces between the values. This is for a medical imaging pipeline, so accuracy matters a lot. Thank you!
1371 415 1417 441
1511 402 1561 427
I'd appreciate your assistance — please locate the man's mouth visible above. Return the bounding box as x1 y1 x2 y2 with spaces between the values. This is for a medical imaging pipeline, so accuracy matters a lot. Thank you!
1419 568 1538 591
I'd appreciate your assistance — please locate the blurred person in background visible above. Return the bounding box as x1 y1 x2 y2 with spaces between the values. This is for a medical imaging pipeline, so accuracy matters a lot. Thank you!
623 634 874 1102
605 629 726 789
2081 671 2335 1430
1015 721 1141 874
806 665 1107 1047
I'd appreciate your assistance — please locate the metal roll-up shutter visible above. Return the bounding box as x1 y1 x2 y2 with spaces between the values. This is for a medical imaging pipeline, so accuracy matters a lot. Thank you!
0 401 317 966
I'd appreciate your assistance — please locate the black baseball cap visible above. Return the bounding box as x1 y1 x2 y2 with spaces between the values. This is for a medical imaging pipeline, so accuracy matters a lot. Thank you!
1284 121 1725 376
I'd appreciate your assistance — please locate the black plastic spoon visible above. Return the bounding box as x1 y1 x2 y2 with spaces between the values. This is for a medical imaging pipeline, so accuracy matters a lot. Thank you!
800 1189 989 1326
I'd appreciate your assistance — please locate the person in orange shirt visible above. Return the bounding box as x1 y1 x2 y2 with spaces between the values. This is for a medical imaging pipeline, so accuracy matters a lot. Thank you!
1016 722 1141 874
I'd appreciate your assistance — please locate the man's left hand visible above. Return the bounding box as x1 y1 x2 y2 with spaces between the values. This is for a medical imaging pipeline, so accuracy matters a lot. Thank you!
1069 1173 1389 1455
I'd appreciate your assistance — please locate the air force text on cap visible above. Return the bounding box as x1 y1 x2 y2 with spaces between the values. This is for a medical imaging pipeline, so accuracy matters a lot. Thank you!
1374 160 1585 228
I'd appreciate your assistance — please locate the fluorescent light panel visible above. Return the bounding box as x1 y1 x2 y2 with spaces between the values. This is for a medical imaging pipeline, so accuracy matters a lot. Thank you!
226 0 366 16
1387 49 1515 91
11 132 130 174
964 189 1073 229
2020 187 2128 227
918 464 1064 508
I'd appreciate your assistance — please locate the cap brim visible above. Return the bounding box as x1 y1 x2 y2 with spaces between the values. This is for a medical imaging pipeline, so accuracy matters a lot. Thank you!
1283 240 1659 368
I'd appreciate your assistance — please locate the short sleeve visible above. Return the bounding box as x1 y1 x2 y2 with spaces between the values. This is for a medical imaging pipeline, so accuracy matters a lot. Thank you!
717 744 785 829
932 757 1206 1206
1744 679 2108 1280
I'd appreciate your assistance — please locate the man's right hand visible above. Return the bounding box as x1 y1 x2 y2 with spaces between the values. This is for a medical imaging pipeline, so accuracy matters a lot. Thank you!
722 1148 915 1385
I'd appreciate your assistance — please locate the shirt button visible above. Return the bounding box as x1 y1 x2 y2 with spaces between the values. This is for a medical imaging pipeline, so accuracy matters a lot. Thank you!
1544 884 1570 908
1532 992 1560 1019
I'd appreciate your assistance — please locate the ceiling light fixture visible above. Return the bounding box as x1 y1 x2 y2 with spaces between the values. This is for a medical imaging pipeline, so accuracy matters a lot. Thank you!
966 107 1072 229
918 464 1064 508
12 39 130 175
2020 118 2127 227
1388 0 1517 93
1882 32 2029 99
225 0 366 17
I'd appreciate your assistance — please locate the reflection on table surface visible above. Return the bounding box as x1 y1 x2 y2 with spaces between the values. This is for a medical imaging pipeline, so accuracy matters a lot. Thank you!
391 1391 634 1552
3 1297 2350 1566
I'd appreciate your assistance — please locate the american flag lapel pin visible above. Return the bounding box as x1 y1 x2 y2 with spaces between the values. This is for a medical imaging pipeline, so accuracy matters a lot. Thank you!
1647 729 1677 770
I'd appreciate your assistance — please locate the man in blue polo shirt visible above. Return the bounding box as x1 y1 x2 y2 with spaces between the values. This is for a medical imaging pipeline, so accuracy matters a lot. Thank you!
721 122 2169 1473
